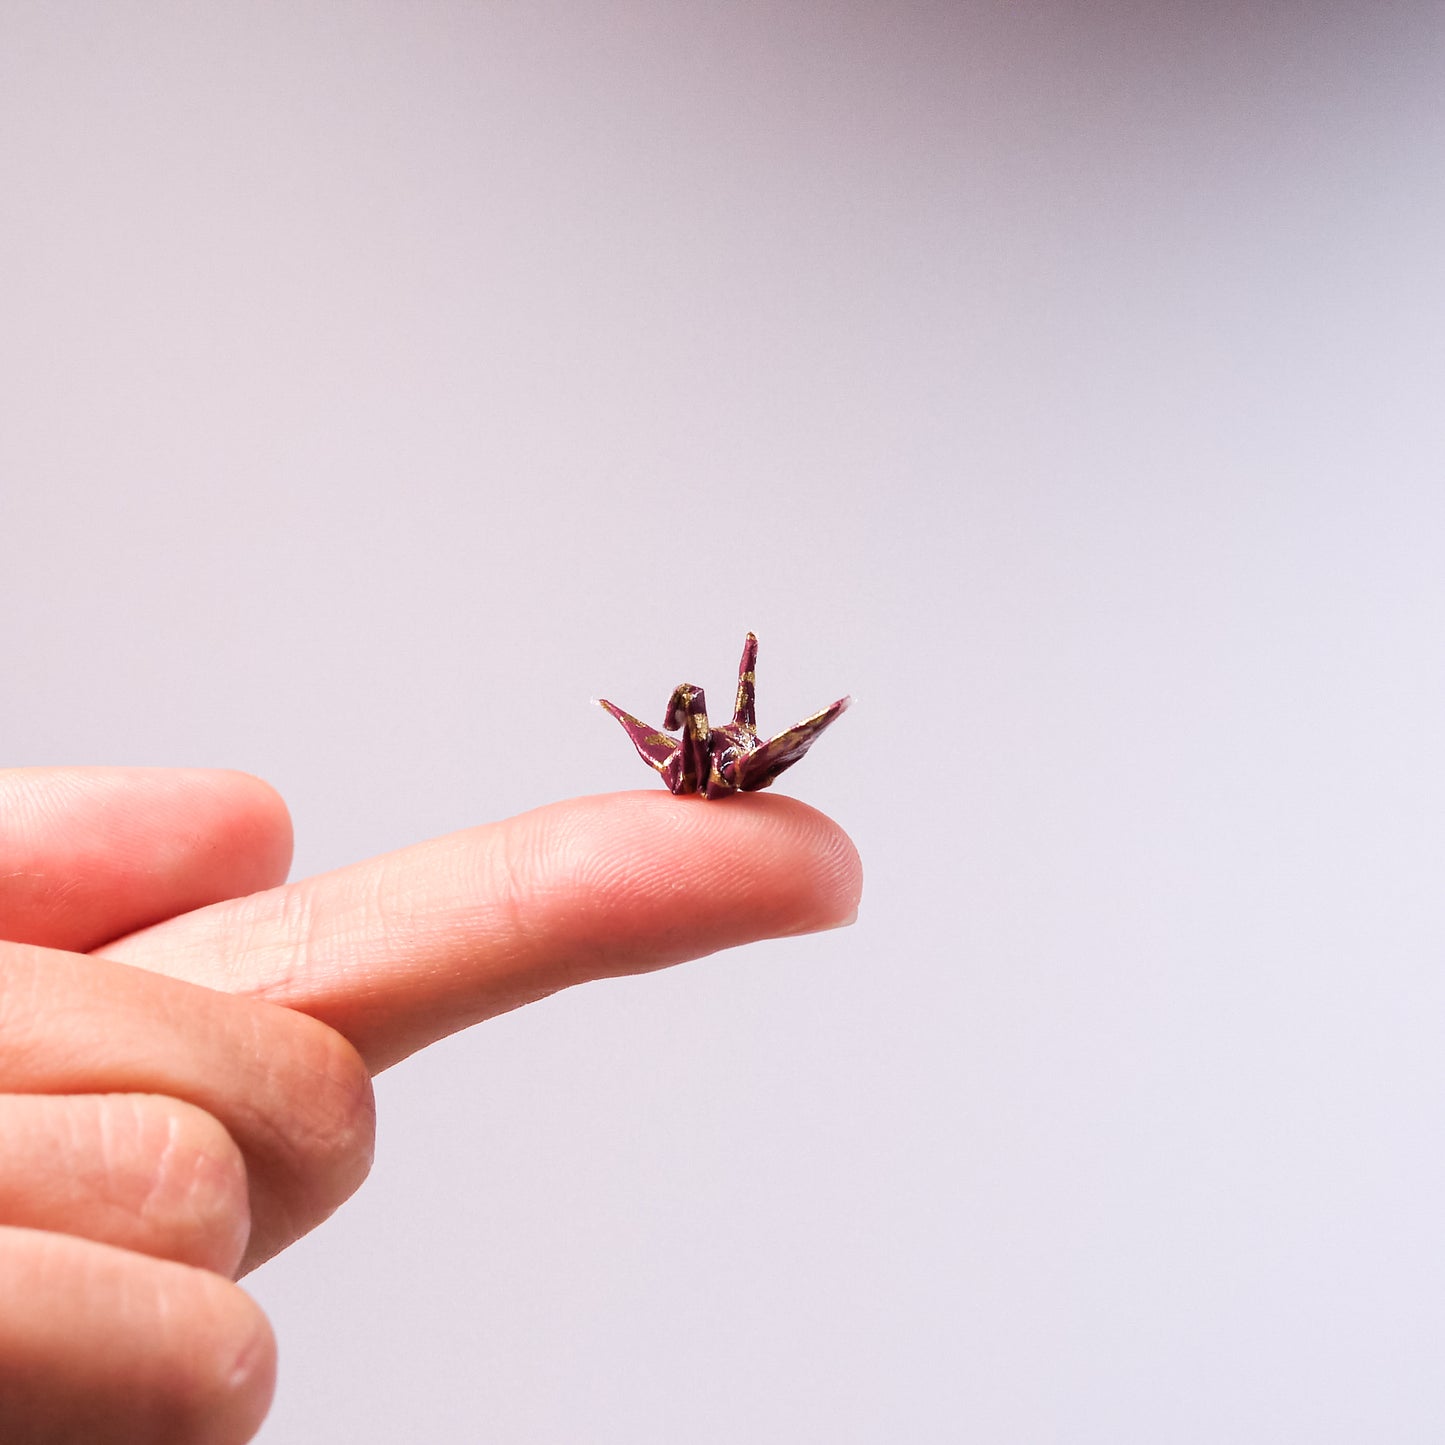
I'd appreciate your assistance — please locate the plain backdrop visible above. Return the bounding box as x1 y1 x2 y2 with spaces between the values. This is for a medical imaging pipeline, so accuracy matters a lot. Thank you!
4 2 1445 1441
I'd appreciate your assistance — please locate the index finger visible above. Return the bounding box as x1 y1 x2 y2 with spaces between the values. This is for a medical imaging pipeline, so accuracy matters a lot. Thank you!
99 792 863 1072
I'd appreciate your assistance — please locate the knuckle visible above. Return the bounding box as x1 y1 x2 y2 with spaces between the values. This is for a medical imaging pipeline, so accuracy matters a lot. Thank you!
276 1014 377 1207
0 1233 277 1445
163 1274 277 1445
108 1096 251 1275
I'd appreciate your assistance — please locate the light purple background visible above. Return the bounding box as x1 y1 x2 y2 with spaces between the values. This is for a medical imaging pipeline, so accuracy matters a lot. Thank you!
4 3 1445 1441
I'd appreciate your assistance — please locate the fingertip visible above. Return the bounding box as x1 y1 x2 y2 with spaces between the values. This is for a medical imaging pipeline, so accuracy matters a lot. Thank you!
166 1270 278 1445
0 768 295 950
501 790 862 979
747 792 864 931
652 790 864 933
0 1230 278 1445
207 771 294 891
201 1284 278 1445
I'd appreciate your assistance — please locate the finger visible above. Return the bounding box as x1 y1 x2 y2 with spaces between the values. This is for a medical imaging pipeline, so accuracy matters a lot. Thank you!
103 791 863 1072
0 1226 274 1445
0 1094 249 1275
0 767 293 951
0 945 374 1274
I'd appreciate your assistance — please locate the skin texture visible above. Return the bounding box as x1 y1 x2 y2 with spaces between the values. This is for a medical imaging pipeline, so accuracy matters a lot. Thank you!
0 767 862 1443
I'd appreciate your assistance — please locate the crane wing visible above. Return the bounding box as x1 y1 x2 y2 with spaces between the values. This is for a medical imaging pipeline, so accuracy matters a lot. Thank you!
597 699 679 775
732 696 851 792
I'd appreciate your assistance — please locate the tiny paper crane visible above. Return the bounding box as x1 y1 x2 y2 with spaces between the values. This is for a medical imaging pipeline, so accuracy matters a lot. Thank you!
598 633 850 797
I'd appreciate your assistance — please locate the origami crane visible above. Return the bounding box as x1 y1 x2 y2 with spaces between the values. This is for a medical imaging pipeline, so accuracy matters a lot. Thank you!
598 633 850 797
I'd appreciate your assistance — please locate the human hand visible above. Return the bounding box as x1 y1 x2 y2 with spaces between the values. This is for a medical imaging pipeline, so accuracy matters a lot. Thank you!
0 768 861 1443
